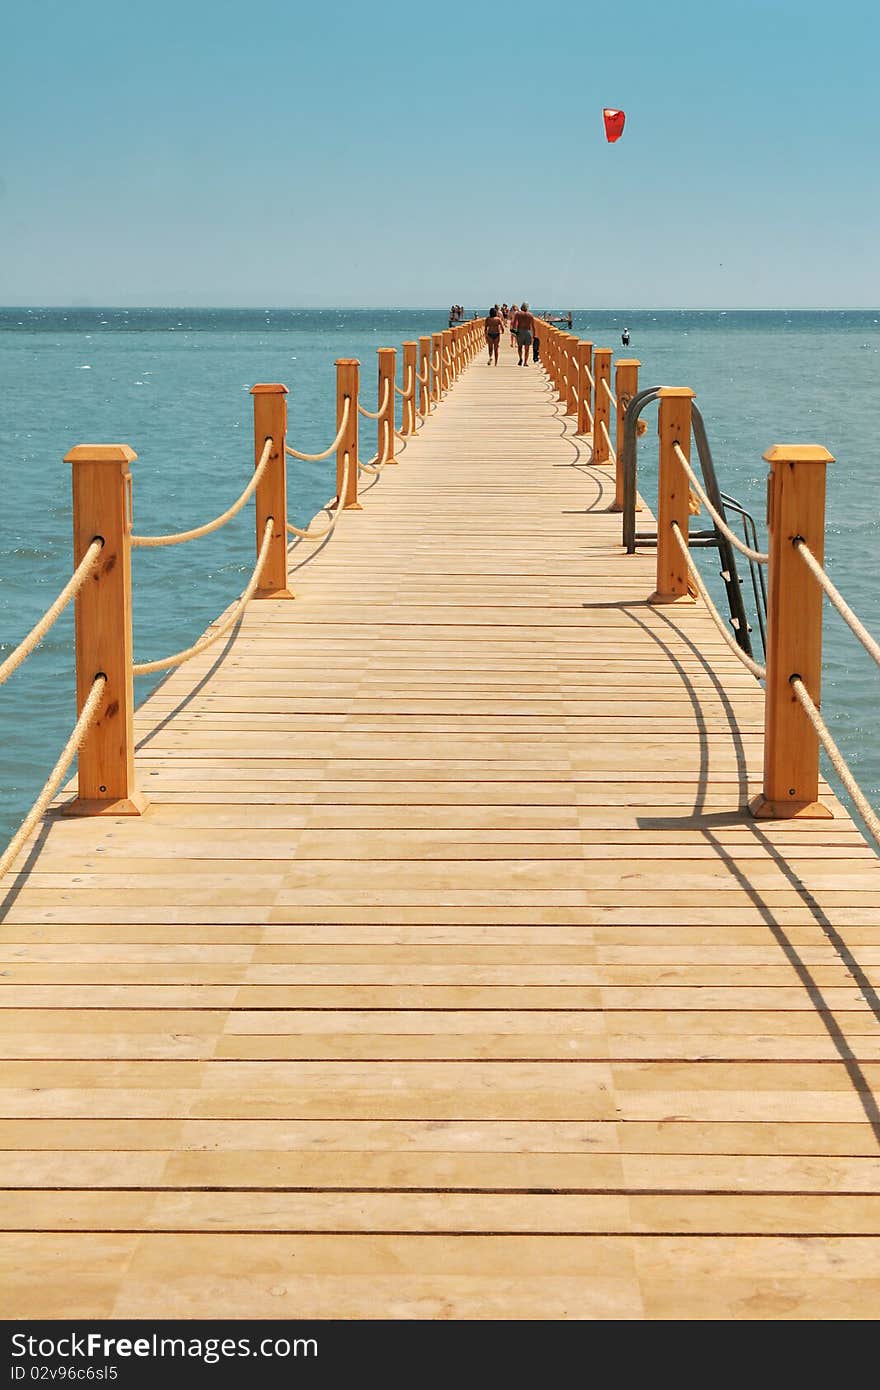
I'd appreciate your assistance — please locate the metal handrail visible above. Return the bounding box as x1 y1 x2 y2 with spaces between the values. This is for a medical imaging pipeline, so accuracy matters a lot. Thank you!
620 388 754 659
719 492 768 657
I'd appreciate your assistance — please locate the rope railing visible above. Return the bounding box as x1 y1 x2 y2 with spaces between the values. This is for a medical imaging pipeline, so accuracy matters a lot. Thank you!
394 366 415 400
0 674 106 884
600 377 618 409
0 332 485 832
131 438 273 549
670 523 766 680
357 379 391 422
358 427 392 477
599 418 617 462
791 676 880 848
286 396 351 462
793 538 880 669
0 538 103 685
287 453 352 539
672 442 769 564
132 517 274 675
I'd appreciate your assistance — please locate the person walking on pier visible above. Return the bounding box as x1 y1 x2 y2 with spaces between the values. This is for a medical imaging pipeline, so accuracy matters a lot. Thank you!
485 306 503 365
509 305 519 348
515 302 536 365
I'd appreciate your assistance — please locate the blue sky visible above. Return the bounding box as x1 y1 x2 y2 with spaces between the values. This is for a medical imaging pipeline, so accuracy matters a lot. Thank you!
2 0 878 307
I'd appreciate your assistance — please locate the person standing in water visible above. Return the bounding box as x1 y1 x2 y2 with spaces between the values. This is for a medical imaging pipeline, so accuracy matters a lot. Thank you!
621 328 631 346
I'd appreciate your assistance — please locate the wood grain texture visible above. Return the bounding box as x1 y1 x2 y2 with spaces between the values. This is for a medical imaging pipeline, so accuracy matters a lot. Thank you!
3 336 879 1319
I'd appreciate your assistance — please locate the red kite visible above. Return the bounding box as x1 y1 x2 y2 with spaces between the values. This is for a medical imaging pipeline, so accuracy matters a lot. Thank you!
603 108 625 143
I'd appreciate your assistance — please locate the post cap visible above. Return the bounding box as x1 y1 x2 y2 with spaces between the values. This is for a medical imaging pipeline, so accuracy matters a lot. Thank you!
402 340 417 347
377 346 397 356
250 383 289 396
658 387 696 399
762 444 835 465
334 358 360 366
594 347 613 357
615 358 641 368
64 444 137 464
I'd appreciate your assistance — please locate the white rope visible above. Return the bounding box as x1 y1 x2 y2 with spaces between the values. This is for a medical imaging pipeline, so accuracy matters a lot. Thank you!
791 676 880 848
358 426 392 476
672 443 769 564
131 438 272 548
0 538 103 685
357 379 391 422
133 518 274 674
287 453 352 539
600 377 618 408
286 397 351 462
599 418 617 463
671 523 766 680
394 366 415 400
793 539 880 670
0 674 106 883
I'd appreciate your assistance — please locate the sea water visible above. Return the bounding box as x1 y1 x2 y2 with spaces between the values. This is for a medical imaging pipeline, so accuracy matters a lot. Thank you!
1 308 878 847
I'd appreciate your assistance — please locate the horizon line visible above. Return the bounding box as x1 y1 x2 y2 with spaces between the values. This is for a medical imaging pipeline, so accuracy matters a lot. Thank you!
2 304 880 314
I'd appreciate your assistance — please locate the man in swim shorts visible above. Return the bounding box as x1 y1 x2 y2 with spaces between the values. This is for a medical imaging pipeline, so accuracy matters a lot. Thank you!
515 302 536 365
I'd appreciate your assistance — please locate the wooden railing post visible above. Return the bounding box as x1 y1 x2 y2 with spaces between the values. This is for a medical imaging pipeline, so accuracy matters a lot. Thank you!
564 335 578 414
592 349 613 462
401 341 417 434
576 340 593 435
750 445 835 820
557 334 567 398
612 359 640 513
431 333 443 402
441 329 452 390
335 358 361 510
419 336 432 416
250 384 292 599
378 347 397 466
648 387 696 605
63 444 146 816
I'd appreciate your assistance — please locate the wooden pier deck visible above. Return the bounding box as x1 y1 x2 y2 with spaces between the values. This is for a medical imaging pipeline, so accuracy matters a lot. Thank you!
3 342 880 1320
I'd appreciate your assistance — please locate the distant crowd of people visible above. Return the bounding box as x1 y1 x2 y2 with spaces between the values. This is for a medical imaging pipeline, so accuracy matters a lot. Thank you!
484 303 540 366
483 305 632 366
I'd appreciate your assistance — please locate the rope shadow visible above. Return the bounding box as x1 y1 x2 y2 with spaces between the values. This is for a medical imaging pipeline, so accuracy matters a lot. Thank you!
617 600 880 1144
133 622 241 755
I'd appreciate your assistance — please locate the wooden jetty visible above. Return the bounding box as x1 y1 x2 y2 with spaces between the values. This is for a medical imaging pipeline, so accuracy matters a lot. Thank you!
2 320 880 1320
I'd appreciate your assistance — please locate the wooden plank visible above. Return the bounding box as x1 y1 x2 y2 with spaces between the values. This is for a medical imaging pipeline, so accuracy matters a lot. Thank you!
3 344 879 1320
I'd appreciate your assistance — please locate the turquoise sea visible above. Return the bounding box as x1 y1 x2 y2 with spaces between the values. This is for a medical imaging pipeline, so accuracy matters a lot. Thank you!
1 308 878 847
